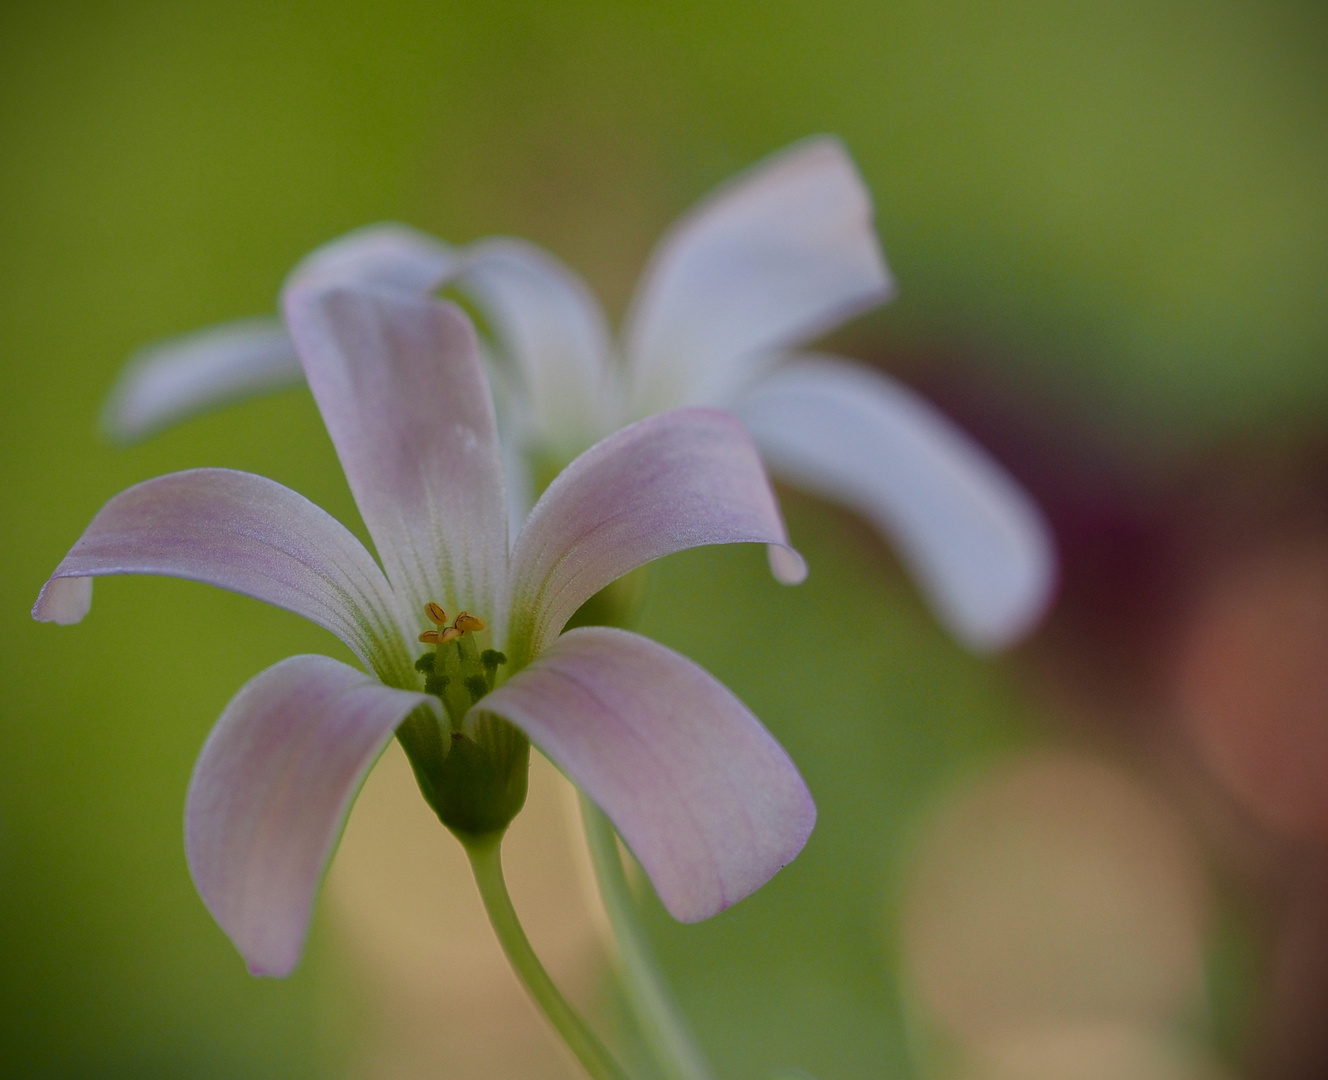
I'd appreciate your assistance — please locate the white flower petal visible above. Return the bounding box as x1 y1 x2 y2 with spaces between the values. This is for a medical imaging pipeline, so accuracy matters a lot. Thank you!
476 627 815 922
624 136 894 417
458 238 617 463
100 318 302 444
507 408 803 660
31 468 412 678
186 654 437 976
283 285 509 627
287 222 458 293
101 225 458 444
735 357 1057 651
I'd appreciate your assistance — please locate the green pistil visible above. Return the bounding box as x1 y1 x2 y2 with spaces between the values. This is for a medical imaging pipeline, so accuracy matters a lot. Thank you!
418 631 508 726
399 619 526 840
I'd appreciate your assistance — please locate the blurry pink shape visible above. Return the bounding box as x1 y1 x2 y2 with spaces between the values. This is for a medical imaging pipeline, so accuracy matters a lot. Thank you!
899 752 1208 1045
1173 539 1328 840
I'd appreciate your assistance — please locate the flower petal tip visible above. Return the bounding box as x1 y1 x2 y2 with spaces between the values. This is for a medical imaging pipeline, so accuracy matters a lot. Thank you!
32 575 92 624
768 544 808 586
98 318 302 445
958 538 1059 654
666 788 817 925
244 954 298 979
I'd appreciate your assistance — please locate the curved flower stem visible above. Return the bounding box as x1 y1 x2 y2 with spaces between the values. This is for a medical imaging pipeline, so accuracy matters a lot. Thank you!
465 835 633 1080
580 797 715 1080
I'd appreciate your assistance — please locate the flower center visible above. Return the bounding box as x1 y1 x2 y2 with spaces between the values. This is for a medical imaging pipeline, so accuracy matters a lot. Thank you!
402 602 526 842
413 603 506 727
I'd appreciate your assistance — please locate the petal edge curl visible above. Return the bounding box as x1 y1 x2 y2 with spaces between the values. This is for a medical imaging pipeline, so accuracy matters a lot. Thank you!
507 408 803 659
31 468 412 678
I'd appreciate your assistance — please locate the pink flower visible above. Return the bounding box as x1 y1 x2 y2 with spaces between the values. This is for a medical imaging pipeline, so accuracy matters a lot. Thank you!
35 282 814 978
104 136 1055 652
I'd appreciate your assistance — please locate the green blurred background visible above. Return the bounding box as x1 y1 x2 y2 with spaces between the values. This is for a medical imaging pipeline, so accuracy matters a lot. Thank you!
3 1 1327 1077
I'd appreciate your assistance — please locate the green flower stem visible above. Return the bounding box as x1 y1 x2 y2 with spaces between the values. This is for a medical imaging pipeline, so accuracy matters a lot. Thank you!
464 834 632 1080
580 798 715 1080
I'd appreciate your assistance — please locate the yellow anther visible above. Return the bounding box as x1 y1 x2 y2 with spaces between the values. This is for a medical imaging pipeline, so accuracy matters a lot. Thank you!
454 611 486 633
420 604 485 645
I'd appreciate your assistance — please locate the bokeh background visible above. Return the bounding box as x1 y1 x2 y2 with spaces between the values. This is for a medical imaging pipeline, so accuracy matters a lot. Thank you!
4 1 1328 1077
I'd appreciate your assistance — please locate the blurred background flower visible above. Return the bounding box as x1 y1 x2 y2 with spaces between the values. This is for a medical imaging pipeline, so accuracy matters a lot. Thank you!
4 1 1327 1077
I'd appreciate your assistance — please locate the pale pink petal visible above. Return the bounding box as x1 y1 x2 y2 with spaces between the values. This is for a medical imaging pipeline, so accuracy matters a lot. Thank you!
287 222 458 293
735 357 1057 651
283 286 509 626
186 654 437 976
476 627 815 922
498 408 536 542
459 238 615 461
101 318 302 444
507 409 803 660
31 469 413 679
34 575 93 625
623 136 893 417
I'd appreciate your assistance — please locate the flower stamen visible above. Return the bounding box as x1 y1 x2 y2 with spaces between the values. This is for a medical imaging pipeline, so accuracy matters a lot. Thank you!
416 603 506 724
455 611 486 632
418 606 486 642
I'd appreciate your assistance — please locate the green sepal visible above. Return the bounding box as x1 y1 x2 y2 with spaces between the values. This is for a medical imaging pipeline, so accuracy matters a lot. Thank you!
428 713 530 840
398 708 529 840
394 702 451 811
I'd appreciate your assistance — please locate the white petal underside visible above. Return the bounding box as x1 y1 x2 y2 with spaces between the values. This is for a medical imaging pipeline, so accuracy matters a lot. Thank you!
735 357 1057 652
101 318 302 444
458 238 615 462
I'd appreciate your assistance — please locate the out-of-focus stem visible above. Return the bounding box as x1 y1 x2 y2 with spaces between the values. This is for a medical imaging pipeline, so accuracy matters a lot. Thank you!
581 797 715 1080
